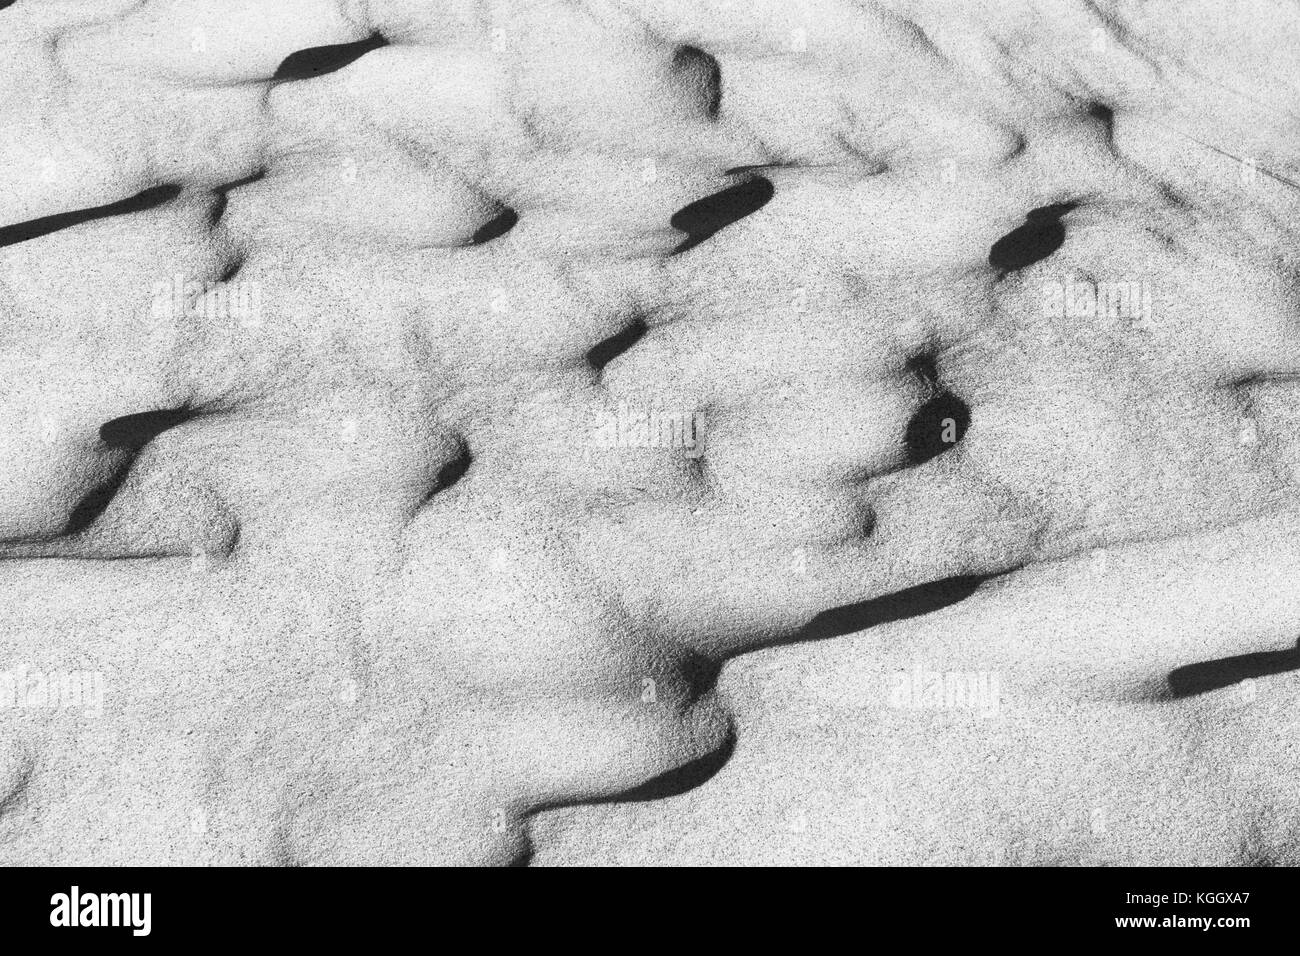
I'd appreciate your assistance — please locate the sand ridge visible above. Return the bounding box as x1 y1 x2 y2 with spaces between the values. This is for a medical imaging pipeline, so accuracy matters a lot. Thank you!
1 0 1299 864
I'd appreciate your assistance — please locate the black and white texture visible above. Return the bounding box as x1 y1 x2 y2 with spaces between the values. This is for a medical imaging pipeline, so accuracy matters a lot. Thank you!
1 0 1299 866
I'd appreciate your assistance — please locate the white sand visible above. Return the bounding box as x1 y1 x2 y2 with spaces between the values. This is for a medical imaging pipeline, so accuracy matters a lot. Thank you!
1 0 1298 865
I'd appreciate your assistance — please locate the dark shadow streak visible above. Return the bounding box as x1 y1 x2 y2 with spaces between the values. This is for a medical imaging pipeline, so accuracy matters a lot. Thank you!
470 207 518 245
273 33 388 82
903 353 970 466
797 575 990 643
210 171 266 227
217 252 247 283
670 176 774 254
65 406 195 535
0 184 181 249
906 390 970 465
1167 640 1300 699
426 441 472 499
586 317 647 373
724 162 800 176
100 406 193 452
988 200 1078 274
599 730 736 804
64 468 131 537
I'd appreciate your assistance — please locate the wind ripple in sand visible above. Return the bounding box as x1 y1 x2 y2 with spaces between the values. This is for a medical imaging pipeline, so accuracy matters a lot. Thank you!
0 0 1299 865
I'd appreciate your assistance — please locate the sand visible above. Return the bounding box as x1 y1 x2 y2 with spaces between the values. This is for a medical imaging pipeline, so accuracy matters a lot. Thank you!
1 0 1298 865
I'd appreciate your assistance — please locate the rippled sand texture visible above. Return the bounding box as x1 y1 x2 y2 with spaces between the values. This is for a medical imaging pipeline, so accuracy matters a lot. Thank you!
2 0 1300 865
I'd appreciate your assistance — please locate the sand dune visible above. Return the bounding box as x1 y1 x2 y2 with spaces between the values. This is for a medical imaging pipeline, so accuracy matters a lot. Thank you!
1 0 1298 865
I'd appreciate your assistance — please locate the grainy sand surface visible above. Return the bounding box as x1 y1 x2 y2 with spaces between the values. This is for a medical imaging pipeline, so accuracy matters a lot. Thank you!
1 0 1299 865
